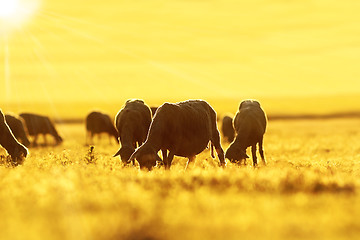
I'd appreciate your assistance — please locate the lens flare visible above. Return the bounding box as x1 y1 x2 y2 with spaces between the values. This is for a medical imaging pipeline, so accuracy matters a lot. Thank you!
0 0 19 18
0 0 40 34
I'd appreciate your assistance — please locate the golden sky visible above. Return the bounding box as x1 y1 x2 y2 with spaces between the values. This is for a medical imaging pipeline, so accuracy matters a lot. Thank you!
1 0 360 115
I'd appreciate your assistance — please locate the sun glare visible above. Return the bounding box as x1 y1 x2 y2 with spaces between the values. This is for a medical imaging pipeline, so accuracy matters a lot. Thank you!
0 0 19 18
0 0 39 34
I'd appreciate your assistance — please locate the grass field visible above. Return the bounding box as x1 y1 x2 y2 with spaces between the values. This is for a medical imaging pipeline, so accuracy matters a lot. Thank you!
1 117 359 240
1 0 360 239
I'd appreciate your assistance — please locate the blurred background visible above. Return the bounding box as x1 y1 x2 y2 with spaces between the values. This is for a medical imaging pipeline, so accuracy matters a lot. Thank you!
1 0 360 119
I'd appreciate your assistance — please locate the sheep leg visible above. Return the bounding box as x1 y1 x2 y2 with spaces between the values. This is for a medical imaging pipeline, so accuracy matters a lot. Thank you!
216 147 225 167
89 132 94 145
211 132 225 167
168 152 175 169
210 125 225 165
185 156 196 171
259 138 266 165
162 149 169 169
251 144 258 167
210 142 215 158
44 134 48 146
130 142 138 166
33 134 38 147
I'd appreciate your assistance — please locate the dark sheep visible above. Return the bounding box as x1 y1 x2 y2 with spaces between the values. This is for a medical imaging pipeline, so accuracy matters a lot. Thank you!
19 113 63 146
225 100 267 166
0 110 28 164
5 114 31 147
221 115 235 143
85 111 118 145
113 99 152 163
128 99 225 170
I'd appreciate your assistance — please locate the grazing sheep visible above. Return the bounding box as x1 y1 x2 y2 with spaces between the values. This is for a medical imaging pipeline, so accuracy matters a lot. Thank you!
221 115 235 143
19 113 63 146
0 110 28 164
5 114 31 147
225 100 267 166
113 99 152 163
85 111 118 145
128 100 225 170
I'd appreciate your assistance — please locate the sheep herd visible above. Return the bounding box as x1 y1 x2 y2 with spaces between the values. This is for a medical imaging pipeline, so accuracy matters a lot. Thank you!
0 99 267 169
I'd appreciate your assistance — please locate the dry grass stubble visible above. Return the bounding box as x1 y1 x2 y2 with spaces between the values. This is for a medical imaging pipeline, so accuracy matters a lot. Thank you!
0 119 360 240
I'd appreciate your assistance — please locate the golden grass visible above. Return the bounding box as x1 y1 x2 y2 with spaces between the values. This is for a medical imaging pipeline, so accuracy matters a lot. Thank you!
1 118 360 240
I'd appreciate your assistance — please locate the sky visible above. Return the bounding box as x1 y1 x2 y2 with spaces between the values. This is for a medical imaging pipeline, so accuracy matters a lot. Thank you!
1 0 360 116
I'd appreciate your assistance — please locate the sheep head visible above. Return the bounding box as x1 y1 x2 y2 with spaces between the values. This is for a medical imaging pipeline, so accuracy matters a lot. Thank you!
225 144 248 163
113 145 135 164
9 143 28 166
129 145 162 171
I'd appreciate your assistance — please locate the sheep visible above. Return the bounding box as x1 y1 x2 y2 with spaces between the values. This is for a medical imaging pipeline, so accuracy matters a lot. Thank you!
0 109 28 164
85 111 119 145
128 100 225 170
225 100 267 166
5 114 31 147
221 115 235 143
19 113 63 146
113 99 152 163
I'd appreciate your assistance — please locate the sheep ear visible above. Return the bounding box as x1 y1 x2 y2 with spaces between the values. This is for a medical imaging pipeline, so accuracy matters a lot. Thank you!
113 148 121 157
